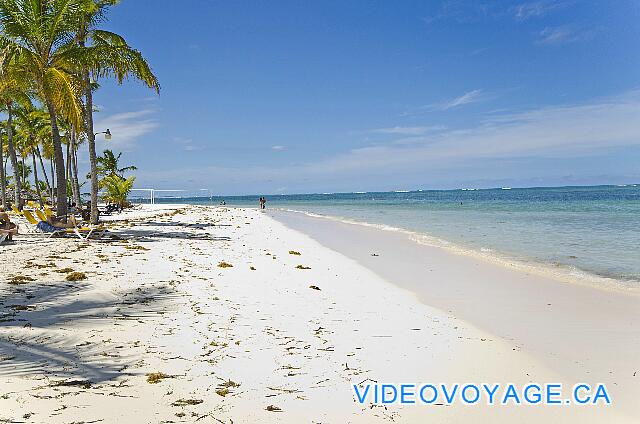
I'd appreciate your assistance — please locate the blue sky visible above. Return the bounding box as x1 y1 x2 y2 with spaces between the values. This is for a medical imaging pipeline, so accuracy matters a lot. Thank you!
87 0 640 195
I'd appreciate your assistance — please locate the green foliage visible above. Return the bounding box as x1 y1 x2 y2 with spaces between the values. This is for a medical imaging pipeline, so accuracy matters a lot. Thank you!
101 174 134 208
96 149 137 180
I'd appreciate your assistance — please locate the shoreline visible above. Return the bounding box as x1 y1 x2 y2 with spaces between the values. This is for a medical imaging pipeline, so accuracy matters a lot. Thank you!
271 208 640 418
272 207 640 293
1 205 637 422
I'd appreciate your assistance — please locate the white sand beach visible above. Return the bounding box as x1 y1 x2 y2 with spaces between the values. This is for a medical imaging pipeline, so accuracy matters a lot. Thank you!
1 205 638 423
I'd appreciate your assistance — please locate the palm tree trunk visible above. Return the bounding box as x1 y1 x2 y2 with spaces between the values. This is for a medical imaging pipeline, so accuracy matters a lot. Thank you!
36 146 51 199
70 126 82 208
0 129 7 210
45 98 67 218
32 152 43 207
83 73 100 224
6 103 22 209
50 158 55 204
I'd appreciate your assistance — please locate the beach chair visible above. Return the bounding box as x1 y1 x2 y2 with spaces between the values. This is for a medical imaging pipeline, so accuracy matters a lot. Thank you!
24 209 107 241
22 210 65 237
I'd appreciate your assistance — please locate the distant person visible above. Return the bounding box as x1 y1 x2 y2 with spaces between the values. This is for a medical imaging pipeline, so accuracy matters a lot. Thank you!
0 211 18 241
262 197 267 210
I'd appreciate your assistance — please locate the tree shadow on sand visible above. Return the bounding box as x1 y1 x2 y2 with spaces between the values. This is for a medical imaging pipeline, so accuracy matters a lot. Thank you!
0 277 179 384
113 221 232 242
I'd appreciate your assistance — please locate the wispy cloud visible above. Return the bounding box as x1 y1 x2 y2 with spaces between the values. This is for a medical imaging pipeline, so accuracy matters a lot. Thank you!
94 109 159 151
536 25 592 45
511 1 571 20
134 91 640 193
174 137 204 152
271 145 286 151
370 126 445 136
442 89 484 109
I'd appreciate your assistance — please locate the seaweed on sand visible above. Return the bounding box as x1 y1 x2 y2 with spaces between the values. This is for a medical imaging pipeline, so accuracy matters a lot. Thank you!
218 262 233 268
295 265 311 270
8 275 35 285
65 272 87 281
289 250 301 256
146 372 174 384
172 398 203 406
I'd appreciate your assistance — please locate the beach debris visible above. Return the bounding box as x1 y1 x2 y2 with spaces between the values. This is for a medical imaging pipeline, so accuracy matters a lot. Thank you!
50 379 92 389
8 305 35 311
66 272 87 281
266 405 282 412
8 275 35 285
146 372 174 384
172 398 203 407
309 285 321 291
295 265 311 270
371 253 379 257
289 250 301 256
218 262 233 268
215 388 230 397
250 266 256 271
125 245 149 251
55 267 74 273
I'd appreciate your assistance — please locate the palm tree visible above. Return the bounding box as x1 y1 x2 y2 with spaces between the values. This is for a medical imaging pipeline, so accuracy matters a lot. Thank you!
101 174 134 210
15 106 50 206
0 0 86 217
0 73 30 209
75 0 159 224
0 126 6 209
96 149 136 181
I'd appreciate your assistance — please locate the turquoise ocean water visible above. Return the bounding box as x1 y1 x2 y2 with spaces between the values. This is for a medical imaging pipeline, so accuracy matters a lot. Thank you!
139 185 640 287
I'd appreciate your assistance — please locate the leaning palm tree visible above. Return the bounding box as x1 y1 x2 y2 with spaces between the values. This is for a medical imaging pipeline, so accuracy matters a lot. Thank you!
75 0 159 224
0 0 86 217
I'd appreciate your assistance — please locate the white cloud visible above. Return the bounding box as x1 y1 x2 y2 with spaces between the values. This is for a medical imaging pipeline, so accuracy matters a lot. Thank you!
311 90 640 174
134 90 640 193
174 137 204 152
512 1 570 20
271 145 286 151
370 126 445 136
94 109 159 151
537 25 592 45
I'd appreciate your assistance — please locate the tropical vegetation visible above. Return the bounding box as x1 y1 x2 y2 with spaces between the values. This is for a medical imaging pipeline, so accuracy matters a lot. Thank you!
0 0 159 222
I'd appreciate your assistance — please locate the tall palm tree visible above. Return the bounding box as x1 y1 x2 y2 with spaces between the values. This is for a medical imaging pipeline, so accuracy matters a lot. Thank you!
76 0 159 224
0 0 86 217
15 105 49 206
0 126 6 209
0 74 30 209
96 148 135 181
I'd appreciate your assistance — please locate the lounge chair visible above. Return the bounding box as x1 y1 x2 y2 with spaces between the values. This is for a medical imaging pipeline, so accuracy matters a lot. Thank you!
32 210 107 240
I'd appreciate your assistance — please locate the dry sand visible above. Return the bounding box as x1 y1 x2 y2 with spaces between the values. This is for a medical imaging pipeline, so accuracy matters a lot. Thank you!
0 205 636 423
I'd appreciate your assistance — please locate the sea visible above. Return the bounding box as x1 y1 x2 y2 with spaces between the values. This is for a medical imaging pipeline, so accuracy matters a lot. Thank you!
137 185 640 288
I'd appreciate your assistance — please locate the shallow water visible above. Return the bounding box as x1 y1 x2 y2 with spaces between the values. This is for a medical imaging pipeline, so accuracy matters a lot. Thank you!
141 185 640 286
